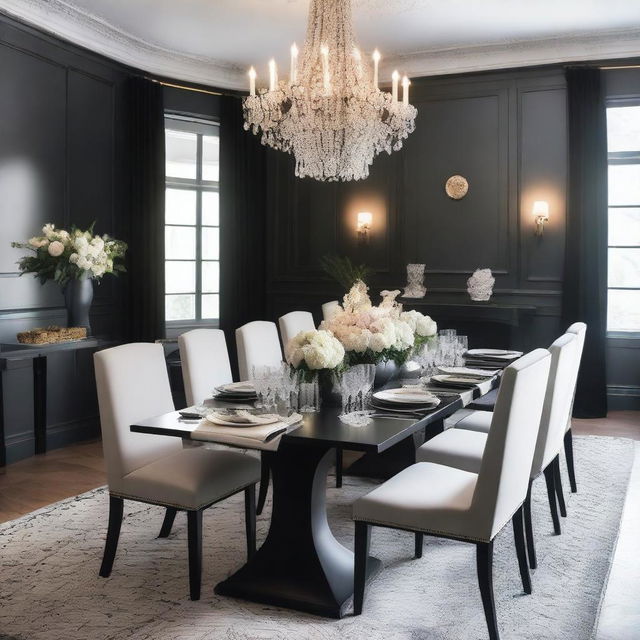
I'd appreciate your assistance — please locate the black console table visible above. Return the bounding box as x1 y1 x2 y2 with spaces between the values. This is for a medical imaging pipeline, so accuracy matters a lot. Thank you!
0 338 113 467
399 300 536 351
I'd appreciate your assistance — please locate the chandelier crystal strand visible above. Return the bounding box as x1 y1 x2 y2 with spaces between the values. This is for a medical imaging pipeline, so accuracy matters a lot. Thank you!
243 0 417 182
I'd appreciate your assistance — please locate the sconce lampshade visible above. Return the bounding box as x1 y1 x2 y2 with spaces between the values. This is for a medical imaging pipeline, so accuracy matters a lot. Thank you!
357 211 373 230
532 201 549 220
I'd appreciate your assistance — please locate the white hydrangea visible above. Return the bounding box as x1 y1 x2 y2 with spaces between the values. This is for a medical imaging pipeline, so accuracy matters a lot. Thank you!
416 314 437 337
286 329 344 371
74 236 89 256
369 332 390 353
391 318 414 350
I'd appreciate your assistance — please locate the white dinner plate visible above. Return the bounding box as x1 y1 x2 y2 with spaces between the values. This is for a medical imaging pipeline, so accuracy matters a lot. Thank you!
373 389 440 405
370 399 440 413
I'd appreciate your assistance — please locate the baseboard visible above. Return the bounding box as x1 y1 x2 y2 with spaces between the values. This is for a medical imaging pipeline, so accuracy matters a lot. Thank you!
607 385 640 411
5 416 100 465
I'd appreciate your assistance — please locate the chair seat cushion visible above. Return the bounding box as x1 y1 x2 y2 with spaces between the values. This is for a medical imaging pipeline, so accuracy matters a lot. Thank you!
353 462 485 542
454 410 493 434
417 428 487 473
115 447 261 510
466 387 498 411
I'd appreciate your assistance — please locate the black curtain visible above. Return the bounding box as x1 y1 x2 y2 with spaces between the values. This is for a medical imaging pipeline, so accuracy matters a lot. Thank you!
125 77 166 342
219 95 267 378
562 67 608 418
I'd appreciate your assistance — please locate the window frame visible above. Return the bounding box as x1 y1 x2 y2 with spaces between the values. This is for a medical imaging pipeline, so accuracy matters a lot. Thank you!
606 99 640 337
164 114 220 332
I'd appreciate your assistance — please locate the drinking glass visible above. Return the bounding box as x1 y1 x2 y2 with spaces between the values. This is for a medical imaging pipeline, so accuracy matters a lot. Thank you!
298 376 320 413
336 365 375 425
454 335 469 367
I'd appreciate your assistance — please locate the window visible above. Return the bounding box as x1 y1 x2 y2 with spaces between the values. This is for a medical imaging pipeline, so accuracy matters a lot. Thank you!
164 116 220 324
606 104 640 333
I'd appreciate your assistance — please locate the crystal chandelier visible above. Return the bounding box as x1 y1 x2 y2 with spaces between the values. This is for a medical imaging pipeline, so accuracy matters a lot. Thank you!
243 0 417 182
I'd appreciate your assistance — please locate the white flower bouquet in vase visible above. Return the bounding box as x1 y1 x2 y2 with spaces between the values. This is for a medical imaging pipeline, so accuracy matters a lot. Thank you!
12 223 127 335
285 329 345 412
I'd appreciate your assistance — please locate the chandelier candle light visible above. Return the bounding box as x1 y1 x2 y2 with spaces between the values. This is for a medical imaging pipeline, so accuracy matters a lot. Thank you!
243 0 417 182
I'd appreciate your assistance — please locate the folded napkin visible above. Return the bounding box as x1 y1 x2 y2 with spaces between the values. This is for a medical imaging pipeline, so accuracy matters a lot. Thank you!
192 412 302 451
437 366 500 377
217 381 255 393
205 410 278 425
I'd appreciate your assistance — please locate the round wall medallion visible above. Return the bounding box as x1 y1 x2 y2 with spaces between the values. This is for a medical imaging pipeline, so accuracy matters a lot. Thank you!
445 175 469 200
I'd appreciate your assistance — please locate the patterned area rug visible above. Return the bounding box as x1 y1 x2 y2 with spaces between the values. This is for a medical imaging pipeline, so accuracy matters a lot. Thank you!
0 436 634 640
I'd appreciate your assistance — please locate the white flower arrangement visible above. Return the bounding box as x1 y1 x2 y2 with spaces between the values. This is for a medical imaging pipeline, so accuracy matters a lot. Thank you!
285 329 346 381
319 280 437 366
12 223 126 286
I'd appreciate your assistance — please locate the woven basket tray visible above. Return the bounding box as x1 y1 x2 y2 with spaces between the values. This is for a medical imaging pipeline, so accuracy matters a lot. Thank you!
17 326 87 345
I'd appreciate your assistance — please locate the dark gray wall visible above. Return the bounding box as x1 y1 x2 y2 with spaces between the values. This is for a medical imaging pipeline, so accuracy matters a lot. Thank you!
265 68 568 353
0 13 131 462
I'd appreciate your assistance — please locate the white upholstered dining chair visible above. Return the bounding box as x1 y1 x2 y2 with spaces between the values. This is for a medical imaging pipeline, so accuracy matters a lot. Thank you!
94 343 261 600
418 333 580 570
278 311 315 349
178 328 233 406
235 321 283 382
352 349 551 640
321 300 340 321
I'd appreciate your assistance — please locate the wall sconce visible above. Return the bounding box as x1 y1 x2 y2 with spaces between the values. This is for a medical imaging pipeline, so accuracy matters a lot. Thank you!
357 211 372 245
532 201 549 236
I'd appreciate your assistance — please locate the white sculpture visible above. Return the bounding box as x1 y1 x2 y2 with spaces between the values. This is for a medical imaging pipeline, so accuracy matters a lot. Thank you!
467 268 495 302
403 264 427 298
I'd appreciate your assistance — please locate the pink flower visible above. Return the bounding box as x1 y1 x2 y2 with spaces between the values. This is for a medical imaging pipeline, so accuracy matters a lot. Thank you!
47 241 64 257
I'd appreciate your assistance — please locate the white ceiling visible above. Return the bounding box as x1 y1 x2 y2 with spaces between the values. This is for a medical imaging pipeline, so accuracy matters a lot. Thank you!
2 0 640 89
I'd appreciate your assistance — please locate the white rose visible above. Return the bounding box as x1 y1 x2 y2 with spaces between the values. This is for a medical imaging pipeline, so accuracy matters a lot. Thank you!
77 256 91 270
400 310 419 332
47 241 65 257
69 253 79 264
90 236 105 251
28 237 48 248
42 223 56 239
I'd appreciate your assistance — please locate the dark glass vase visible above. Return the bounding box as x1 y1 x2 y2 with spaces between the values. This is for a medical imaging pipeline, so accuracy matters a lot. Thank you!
374 360 398 389
63 277 94 335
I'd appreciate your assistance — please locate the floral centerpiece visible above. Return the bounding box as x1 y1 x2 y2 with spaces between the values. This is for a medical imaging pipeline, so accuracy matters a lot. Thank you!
11 223 127 333
12 223 127 285
319 280 437 368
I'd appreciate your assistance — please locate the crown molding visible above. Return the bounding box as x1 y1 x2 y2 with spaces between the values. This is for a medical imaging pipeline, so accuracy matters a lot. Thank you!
1 0 640 91
0 0 247 89
381 27 640 79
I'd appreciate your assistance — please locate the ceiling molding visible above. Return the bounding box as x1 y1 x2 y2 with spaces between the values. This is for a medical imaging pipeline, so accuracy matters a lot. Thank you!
382 27 640 79
0 0 247 89
2 0 640 91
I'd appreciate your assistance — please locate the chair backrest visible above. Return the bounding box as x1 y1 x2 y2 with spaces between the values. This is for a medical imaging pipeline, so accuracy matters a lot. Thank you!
472 348 551 540
178 329 233 406
235 321 283 381
279 311 315 350
565 322 587 427
322 300 340 321
531 333 580 475
94 343 180 491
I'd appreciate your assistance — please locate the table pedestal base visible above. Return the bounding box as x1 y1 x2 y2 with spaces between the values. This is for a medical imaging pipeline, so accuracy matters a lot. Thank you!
215 442 380 618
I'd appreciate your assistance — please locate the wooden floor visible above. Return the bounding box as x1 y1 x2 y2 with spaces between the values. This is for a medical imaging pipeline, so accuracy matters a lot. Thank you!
0 410 638 525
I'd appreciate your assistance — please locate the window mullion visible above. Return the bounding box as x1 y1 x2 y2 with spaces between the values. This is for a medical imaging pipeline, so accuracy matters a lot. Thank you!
195 133 203 321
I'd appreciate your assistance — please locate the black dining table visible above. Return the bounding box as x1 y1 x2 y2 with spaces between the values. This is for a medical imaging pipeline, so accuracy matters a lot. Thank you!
130 387 489 619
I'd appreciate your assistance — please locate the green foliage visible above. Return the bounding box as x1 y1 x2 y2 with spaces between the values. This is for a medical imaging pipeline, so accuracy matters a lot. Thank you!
320 255 372 291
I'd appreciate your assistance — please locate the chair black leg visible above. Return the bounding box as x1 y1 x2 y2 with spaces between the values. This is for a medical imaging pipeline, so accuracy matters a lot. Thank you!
553 456 567 518
354 521 371 615
476 541 500 640
564 429 577 493
256 455 270 516
158 507 177 538
414 532 424 559
99 495 124 578
244 485 257 559
335 448 343 488
512 506 532 594
524 480 537 570
187 510 203 601
543 464 561 535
